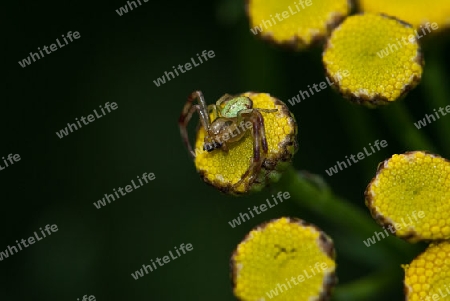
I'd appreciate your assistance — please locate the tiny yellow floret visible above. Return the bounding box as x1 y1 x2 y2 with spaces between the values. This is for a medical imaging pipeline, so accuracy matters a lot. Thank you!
231 217 336 301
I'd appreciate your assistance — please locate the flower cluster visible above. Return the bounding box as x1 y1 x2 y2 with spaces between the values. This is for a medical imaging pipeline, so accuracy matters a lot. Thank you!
365 151 450 300
179 2 450 300
246 0 449 106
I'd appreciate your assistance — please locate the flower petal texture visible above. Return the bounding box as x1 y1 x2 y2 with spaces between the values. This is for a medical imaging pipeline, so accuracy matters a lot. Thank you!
323 14 423 106
365 151 450 242
359 0 450 29
246 0 351 49
403 241 450 301
194 93 298 195
231 217 336 301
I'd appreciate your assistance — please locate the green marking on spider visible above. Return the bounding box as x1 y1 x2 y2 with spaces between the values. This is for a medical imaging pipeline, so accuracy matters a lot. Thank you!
221 96 253 118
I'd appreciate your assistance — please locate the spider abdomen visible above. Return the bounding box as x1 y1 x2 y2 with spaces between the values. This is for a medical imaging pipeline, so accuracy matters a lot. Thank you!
221 97 253 118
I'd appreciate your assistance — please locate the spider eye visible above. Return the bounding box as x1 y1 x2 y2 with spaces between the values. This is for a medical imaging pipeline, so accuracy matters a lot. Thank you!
204 141 222 152
204 144 213 152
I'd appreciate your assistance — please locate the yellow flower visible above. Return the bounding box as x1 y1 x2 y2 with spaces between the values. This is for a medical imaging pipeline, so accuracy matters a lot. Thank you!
231 217 336 301
359 0 450 29
323 14 423 107
194 92 298 195
403 241 450 301
246 0 351 49
365 151 450 242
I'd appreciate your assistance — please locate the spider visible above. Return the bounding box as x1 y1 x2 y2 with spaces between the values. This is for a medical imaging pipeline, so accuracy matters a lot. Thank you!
178 91 277 187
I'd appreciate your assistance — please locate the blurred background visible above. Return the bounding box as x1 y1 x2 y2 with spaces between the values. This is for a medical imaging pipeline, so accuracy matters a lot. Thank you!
3 0 450 300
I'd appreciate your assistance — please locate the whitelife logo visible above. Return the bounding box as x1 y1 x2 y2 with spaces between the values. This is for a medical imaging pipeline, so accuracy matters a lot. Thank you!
77 295 96 301
152 50 215 87
0 153 21 172
265 262 329 299
414 105 450 129
325 140 388 176
250 0 313 35
192 120 252 157
377 22 439 58
362 211 425 247
115 0 148 16
131 243 193 280
286 70 349 106
93 172 156 209
18 31 81 68
419 285 450 301
0 224 59 261
228 192 291 228
55 102 118 139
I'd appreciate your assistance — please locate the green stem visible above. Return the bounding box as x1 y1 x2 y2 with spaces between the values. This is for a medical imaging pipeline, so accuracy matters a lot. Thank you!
334 101 383 180
421 47 450 157
276 166 417 266
332 267 402 301
380 101 436 152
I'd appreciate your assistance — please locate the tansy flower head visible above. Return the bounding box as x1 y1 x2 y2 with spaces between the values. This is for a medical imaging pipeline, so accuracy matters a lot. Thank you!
403 241 450 301
246 0 351 49
323 13 424 107
194 92 298 195
231 217 336 301
365 151 450 242
358 0 450 30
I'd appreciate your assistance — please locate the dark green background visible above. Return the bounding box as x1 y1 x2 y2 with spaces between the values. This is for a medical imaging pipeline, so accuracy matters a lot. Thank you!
3 0 450 300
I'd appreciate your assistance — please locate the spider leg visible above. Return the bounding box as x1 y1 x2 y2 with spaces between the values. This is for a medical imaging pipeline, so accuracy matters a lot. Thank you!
208 104 220 120
197 104 219 133
246 109 269 153
178 91 211 158
216 94 234 108
233 109 269 188
255 108 278 113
